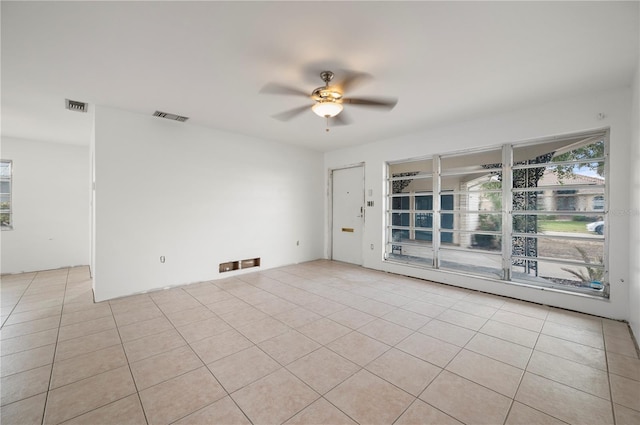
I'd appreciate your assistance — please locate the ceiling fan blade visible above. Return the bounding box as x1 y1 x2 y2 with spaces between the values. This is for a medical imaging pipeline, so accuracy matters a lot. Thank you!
260 83 309 97
272 105 310 121
335 70 372 93
332 111 352 126
343 97 398 110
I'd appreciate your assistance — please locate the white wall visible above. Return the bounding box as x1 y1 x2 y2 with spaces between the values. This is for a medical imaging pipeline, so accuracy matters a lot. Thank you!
325 87 632 321
629 58 640 339
92 106 324 301
1 137 90 274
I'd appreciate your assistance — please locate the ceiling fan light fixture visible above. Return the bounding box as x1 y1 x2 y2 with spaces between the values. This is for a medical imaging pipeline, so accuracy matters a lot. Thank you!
312 100 343 118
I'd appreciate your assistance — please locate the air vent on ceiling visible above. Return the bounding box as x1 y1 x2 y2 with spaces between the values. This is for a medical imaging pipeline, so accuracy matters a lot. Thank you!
153 111 189 122
65 99 88 113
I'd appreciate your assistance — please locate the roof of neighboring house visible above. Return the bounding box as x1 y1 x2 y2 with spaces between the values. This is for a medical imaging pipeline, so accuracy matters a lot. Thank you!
537 169 604 187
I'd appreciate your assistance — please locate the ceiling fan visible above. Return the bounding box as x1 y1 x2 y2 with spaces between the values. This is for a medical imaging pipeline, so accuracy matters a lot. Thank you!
260 70 397 130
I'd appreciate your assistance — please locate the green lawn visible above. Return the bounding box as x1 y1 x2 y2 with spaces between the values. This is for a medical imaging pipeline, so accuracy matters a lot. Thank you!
538 220 591 234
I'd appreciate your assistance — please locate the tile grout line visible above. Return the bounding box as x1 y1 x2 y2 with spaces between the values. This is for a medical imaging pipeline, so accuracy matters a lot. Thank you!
501 308 580 425
253 270 507 425
276 304 431 424
315 395 361 425
43 270 139 425
41 267 70 425
33 272 137 425
147 288 248 425
522 349 615 404
603 320 617 425
108 299 151 425
500 306 543 425
433 303 518 424
0 271 38 329
191 283 312 425
245 276 362 425
183 272 370 423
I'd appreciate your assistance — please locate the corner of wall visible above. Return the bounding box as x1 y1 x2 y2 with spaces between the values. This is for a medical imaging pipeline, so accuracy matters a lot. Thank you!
628 53 640 341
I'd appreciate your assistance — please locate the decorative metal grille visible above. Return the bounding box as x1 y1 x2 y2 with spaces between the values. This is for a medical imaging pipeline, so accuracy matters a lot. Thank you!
391 172 419 194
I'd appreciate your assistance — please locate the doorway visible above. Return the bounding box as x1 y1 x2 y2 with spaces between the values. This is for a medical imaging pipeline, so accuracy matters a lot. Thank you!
331 165 364 265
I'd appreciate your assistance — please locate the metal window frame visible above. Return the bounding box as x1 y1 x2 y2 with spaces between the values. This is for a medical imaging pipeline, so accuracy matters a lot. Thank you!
384 128 609 298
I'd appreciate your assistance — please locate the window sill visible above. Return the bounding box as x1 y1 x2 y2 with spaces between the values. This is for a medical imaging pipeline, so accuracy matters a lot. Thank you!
383 257 610 301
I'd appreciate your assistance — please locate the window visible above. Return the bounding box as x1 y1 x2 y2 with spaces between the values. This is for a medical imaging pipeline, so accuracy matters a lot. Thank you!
437 149 503 279
388 160 434 263
1 160 12 230
386 130 608 297
511 135 605 293
593 196 605 210
556 189 577 211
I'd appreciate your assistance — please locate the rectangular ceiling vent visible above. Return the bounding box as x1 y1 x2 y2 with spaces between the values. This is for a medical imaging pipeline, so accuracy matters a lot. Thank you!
65 99 88 113
153 111 189 122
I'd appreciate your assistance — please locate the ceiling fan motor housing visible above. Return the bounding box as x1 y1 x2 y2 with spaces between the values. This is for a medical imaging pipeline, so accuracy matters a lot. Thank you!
312 87 343 102
312 71 343 102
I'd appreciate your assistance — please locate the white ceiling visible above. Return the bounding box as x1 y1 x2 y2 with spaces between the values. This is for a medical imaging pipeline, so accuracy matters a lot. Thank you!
2 1 638 152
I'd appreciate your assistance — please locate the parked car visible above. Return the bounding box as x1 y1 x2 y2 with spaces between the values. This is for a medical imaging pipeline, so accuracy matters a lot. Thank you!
586 220 604 235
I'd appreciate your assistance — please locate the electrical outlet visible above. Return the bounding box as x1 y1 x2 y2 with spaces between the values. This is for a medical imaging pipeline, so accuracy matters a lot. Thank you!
160 256 165 263
296 240 300 246
370 244 374 250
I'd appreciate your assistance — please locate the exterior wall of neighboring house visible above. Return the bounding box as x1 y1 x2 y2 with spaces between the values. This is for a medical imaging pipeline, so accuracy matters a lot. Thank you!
536 171 605 216
458 179 487 248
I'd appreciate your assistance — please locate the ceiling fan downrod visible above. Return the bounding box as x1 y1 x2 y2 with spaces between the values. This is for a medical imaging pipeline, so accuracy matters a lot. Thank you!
320 71 334 86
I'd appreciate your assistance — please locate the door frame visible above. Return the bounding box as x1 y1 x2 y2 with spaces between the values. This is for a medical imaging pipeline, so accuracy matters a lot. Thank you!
328 162 365 262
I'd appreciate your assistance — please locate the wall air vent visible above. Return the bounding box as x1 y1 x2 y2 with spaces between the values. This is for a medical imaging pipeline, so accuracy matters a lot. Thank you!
65 99 88 113
153 111 189 122
219 257 261 273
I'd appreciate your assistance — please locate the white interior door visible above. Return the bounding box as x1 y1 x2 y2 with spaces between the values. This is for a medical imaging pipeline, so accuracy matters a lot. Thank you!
332 166 364 265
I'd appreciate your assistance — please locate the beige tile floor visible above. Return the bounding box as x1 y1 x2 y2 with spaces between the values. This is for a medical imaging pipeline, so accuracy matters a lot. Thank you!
1 260 639 425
